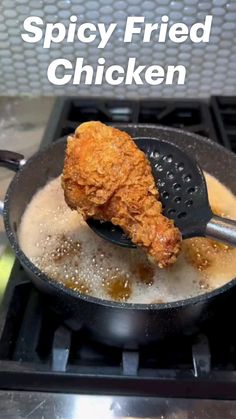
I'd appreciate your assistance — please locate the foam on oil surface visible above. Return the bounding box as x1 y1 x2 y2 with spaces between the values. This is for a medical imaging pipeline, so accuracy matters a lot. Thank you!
18 174 236 304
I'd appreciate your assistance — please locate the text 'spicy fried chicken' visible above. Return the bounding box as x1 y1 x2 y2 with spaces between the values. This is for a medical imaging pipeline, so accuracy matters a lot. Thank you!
62 121 181 267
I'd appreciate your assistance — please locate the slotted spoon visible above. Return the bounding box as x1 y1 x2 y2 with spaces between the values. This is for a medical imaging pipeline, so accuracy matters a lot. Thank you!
87 138 236 247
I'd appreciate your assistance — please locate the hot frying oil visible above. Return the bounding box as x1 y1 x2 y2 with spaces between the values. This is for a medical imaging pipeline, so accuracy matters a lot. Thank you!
18 173 236 303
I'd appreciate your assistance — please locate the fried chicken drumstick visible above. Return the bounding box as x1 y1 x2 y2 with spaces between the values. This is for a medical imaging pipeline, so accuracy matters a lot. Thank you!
62 121 181 267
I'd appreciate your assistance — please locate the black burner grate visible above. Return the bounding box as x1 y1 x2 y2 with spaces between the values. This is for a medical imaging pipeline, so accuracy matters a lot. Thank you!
41 98 218 146
211 96 236 152
1 269 236 397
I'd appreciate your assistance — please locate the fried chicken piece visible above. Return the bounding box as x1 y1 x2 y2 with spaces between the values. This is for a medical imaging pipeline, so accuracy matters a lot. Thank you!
62 121 181 267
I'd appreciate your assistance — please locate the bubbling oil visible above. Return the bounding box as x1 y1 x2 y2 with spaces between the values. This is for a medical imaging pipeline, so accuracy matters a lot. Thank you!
18 174 236 304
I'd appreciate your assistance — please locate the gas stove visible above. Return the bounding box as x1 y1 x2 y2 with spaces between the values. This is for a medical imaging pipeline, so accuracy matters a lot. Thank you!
1 97 236 416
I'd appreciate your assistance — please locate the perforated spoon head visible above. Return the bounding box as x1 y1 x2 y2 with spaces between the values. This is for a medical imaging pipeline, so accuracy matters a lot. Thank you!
87 138 213 247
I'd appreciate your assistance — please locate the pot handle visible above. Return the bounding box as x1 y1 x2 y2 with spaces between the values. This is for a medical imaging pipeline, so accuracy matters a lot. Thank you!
0 150 26 216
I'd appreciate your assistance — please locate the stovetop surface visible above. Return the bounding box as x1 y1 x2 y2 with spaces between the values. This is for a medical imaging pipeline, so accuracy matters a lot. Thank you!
1 96 236 403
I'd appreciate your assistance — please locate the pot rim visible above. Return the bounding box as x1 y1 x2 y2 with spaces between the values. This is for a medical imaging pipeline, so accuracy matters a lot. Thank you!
3 123 236 311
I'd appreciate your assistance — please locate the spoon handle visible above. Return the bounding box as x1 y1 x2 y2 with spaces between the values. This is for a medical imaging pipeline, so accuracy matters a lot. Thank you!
205 215 236 246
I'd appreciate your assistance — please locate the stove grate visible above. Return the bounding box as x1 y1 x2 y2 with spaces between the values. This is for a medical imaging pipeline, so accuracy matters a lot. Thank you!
211 96 236 152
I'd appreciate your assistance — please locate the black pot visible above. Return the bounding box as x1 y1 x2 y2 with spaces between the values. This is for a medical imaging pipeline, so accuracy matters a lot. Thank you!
1 124 236 348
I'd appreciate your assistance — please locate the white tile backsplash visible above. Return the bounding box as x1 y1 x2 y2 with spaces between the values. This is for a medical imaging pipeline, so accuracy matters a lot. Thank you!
0 0 235 97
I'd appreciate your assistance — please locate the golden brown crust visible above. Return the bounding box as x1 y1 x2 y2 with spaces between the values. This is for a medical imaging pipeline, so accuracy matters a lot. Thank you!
62 121 181 267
